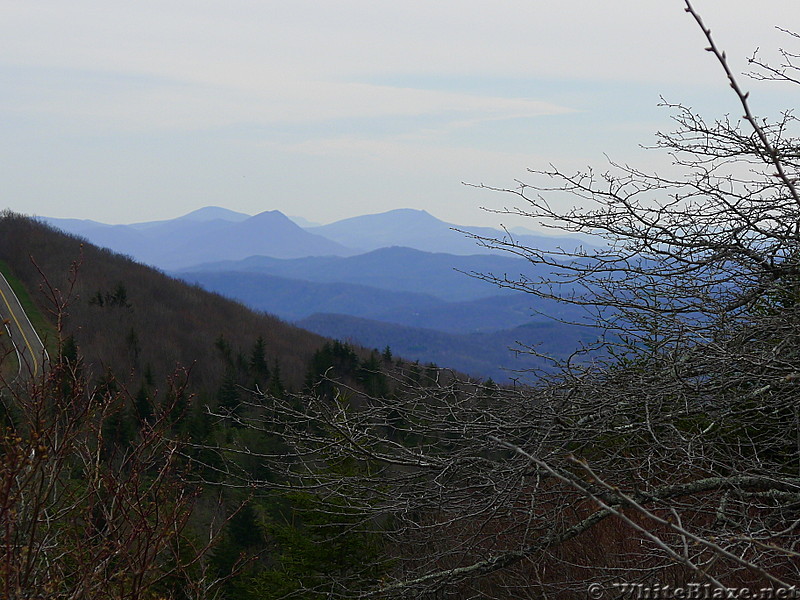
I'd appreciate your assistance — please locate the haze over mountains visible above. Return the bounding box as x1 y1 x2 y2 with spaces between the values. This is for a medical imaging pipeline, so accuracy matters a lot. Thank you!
45 208 351 269
42 207 597 381
44 207 590 269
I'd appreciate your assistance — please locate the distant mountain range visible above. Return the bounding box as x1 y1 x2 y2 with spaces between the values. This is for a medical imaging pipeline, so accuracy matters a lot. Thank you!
43 206 592 270
42 206 597 381
305 208 588 255
43 208 352 269
180 246 543 302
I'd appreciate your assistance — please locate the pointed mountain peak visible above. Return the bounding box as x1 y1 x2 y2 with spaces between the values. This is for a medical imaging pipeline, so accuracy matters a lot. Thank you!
246 210 298 225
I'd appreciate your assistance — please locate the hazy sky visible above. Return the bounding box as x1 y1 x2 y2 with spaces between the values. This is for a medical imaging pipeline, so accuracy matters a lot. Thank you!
2 1 799 227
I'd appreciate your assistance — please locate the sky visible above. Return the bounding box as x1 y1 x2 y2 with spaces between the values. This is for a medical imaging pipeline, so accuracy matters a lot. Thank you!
2 1 799 229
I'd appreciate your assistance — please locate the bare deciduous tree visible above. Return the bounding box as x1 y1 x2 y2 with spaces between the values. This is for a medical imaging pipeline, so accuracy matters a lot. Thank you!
218 2 800 598
0 263 227 600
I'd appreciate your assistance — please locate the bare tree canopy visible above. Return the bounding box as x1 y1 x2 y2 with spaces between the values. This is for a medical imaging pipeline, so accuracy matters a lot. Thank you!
210 2 800 598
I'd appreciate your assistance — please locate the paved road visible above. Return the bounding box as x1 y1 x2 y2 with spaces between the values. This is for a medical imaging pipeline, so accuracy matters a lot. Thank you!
0 272 47 379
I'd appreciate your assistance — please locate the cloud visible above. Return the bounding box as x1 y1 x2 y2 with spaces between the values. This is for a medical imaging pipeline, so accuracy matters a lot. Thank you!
1 64 574 135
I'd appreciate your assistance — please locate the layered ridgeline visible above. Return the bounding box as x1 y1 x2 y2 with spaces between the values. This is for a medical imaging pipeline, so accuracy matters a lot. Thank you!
43 207 596 381
42 207 353 270
178 250 595 380
42 206 591 270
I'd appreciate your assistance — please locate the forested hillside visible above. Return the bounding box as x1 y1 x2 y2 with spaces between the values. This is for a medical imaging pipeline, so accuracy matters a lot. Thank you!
0 211 449 598
0 212 331 391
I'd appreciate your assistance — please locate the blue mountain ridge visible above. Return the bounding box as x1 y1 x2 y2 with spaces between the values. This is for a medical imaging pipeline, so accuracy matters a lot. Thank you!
297 313 599 383
177 269 586 334
306 208 592 256
43 209 354 269
178 246 555 303
43 206 598 380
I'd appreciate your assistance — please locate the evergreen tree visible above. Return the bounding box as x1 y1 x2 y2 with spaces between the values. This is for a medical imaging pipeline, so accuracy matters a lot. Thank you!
267 359 286 398
217 369 240 412
134 385 153 423
249 335 270 386
357 351 388 397
215 334 233 365
126 327 141 367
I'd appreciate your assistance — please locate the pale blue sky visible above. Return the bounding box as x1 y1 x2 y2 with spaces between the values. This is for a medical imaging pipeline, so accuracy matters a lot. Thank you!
2 1 798 228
